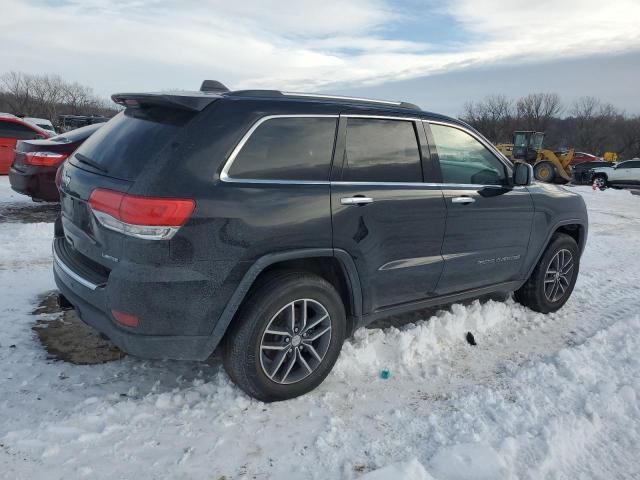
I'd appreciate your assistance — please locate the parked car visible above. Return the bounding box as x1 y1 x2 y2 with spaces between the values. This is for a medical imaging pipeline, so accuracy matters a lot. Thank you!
53 82 588 401
9 123 103 202
591 159 640 189
571 160 612 184
0 115 52 174
571 151 601 165
23 117 57 134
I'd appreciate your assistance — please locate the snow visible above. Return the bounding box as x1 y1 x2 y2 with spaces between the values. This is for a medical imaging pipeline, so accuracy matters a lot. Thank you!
1 179 640 479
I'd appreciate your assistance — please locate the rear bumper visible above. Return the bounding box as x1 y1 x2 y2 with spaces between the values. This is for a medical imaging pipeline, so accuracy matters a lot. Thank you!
9 166 59 202
53 239 215 361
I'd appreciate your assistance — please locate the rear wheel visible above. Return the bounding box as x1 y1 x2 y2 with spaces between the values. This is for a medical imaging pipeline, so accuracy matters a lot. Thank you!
534 161 556 183
221 271 346 402
514 233 579 313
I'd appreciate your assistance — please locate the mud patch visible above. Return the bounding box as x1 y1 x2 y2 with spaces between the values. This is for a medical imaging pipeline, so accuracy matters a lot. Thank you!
32 291 125 365
0 202 60 224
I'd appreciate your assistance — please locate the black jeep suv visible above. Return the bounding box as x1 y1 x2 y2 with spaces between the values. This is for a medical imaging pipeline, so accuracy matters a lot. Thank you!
54 81 588 401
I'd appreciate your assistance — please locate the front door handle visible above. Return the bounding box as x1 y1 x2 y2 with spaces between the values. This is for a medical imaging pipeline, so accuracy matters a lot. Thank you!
451 196 475 205
341 196 374 206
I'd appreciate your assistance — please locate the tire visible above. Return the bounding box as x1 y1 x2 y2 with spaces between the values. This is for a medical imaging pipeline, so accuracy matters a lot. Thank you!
592 174 608 190
514 233 579 314
221 271 346 402
534 161 556 183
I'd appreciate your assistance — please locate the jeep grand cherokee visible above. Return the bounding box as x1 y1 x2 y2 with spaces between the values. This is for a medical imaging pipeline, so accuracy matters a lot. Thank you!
53 81 588 401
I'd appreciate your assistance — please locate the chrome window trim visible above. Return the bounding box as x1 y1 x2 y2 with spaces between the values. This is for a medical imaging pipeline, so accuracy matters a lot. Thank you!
220 114 339 184
282 92 403 106
53 244 99 291
342 113 423 122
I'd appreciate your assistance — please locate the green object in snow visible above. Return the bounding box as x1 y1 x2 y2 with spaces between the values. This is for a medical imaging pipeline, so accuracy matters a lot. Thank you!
380 369 390 379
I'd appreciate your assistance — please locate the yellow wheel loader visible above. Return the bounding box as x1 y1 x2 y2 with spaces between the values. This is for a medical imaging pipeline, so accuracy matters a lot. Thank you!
496 131 574 183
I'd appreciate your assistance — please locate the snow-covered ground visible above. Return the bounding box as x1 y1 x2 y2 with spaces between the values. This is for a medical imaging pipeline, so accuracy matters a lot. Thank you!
1 175 639 479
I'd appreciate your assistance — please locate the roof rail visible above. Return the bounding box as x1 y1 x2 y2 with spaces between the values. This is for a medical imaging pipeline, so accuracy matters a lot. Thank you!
282 92 420 110
227 89 420 110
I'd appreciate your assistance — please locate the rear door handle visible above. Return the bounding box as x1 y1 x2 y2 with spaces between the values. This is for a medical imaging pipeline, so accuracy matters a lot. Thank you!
451 196 475 205
341 196 374 206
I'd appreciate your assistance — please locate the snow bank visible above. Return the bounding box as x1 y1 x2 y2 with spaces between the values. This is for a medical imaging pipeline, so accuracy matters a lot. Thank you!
1 182 640 479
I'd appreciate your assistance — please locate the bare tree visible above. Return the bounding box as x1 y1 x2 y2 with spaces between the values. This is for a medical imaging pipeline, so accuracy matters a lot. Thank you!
516 93 563 131
460 94 513 143
1 71 35 114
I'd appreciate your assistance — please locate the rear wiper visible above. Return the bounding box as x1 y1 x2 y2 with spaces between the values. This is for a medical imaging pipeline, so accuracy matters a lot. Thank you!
75 153 108 173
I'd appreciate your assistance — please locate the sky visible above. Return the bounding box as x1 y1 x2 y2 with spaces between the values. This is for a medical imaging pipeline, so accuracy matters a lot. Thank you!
1 0 640 116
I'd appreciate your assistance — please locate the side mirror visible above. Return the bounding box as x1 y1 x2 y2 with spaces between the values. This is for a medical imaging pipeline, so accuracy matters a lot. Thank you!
513 162 533 186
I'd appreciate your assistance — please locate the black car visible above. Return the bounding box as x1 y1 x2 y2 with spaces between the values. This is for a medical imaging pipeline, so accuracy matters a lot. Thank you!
571 161 612 184
53 81 588 401
10 123 103 202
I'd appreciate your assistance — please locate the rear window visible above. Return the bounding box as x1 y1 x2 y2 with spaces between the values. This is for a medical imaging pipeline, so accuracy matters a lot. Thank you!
70 108 192 180
0 120 40 140
227 117 337 181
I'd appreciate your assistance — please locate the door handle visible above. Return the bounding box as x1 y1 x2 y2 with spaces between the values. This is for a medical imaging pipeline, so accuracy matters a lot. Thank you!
341 196 373 206
451 196 475 205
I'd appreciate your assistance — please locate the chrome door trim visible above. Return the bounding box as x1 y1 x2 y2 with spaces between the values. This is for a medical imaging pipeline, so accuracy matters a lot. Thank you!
340 196 374 205
451 196 476 204
219 114 339 183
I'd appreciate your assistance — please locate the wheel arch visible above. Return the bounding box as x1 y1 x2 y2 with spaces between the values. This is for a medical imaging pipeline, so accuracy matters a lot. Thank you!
202 248 363 358
524 219 587 280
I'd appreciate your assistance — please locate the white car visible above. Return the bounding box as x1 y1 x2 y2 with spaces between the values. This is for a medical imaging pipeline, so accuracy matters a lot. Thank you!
22 117 57 134
592 159 640 189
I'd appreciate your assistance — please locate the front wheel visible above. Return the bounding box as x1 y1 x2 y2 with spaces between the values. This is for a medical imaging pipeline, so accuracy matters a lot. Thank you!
221 271 346 402
514 233 579 313
534 161 556 183
592 174 608 190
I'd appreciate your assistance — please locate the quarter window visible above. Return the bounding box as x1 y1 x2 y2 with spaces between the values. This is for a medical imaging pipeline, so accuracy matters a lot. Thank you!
228 117 337 181
430 124 507 185
342 118 422 183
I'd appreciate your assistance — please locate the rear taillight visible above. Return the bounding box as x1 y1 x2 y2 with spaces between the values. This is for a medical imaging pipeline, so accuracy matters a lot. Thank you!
88 188 195 240
112 310 139 328
24 151 69 167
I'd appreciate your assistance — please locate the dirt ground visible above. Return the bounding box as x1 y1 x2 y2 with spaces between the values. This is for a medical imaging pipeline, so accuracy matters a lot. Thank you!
31 291 125 365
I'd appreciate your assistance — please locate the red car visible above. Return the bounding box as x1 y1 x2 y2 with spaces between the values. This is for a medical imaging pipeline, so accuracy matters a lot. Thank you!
0 114 53 174
9 123 103 202
571 151 601 165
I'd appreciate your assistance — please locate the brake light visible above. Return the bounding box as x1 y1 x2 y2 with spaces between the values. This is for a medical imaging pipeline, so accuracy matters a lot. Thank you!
88 188 194 240
24 151 69 167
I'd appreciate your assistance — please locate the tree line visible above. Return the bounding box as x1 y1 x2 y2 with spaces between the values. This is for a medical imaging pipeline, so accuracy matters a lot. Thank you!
460 93 640 159
0 71 118 124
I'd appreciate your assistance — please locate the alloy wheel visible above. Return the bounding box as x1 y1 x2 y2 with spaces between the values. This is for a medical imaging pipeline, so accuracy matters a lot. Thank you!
544 248 574 302
259 299 332 385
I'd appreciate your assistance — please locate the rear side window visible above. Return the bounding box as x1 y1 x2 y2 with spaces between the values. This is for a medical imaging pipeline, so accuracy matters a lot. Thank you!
0 120 39 140
343 118 422 182
228 117 337 181
70 109 193 181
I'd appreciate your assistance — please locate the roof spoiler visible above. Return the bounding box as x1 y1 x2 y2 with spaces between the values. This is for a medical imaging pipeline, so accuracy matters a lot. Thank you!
111 92 220 112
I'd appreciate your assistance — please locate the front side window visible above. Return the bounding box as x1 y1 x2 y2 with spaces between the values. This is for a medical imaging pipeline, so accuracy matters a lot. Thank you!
619 161 640 169
430 124 507 185
342 118 422 182
228 117 337 181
